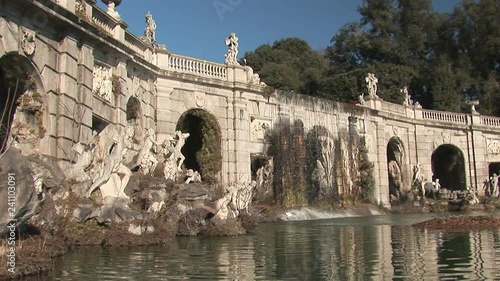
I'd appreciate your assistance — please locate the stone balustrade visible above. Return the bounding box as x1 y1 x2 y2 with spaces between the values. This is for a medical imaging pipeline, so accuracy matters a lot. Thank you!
419 109 468 125
480 116 500 127
90 6 115 36
166 53 228 79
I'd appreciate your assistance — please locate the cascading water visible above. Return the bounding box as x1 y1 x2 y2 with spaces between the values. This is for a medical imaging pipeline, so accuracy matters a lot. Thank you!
279 206 385 221
264 92 375 209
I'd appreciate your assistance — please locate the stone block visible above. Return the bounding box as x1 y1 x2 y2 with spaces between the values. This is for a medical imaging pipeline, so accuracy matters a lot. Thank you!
79 65 93 87
38 66 57 92
58 94 77 119
56 115 76 139
59 74 78 97
92 96 114 122
59 36 79 58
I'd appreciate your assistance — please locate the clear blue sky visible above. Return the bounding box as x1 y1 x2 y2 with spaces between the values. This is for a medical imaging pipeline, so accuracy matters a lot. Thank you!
98 1 460 64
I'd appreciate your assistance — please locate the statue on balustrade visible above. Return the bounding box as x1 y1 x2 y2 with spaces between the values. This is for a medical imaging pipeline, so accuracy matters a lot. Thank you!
224 33 240 65
365 73 379 99
144 11 157 44
401 86 413 107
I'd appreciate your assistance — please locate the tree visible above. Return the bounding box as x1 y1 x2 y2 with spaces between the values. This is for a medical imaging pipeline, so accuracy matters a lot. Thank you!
241 38 327 96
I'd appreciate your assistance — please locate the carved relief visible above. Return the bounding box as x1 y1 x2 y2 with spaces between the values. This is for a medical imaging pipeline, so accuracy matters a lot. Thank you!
441 132 451 143
132 76 140 97
392 126 399 137
195 92 205 107
250 118 271 141
21 27 36 56
92 64 113 102
487 139 500 154
364 134 373 152
75 0 86 16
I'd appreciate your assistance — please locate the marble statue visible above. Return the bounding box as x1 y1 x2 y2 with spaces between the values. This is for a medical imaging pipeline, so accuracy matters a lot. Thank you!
411 164 425 198
423 178 440 199
65 142 96 182
160 131 189 180
213 181 256 221
143 11 157 44
358 93 366 106
85 128 133 199
170 130 190 171
185 169 202 184
388 160 402 199
135 128 158 175
365 73 379 98
160 136 177 181
401 86 413 107
224 33 239 65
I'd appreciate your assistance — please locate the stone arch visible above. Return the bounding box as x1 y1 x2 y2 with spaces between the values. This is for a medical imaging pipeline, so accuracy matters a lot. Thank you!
387 137 405 200
431 144 466 190
0 54 47 154
305 125 336 203
175 109 222 183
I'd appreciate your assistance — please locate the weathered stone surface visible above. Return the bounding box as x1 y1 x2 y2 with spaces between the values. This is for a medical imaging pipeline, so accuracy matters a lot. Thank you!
0 148 44 235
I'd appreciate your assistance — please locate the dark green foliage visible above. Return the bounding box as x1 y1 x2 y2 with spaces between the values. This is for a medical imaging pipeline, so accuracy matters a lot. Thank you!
267 117 308 207
195 112 222 184
241 38 327 97
324 0 500 114
358 137 376 203
241 0 499 115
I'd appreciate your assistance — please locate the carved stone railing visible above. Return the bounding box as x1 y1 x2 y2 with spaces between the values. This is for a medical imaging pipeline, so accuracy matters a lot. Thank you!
419 109 468 125
480 116 500 127
166 54 227 79
90 5 114 36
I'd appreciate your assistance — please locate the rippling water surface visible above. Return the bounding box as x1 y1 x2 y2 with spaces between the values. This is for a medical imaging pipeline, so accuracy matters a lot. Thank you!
36 211 500 280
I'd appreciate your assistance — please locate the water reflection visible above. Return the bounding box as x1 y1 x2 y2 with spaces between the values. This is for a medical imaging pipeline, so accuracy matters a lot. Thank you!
38 214 500 280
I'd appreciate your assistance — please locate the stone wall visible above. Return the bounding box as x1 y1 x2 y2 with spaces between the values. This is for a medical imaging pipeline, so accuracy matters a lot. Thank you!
2 0 500 207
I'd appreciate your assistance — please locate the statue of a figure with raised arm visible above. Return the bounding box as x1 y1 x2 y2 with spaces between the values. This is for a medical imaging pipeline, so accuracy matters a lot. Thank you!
224 33 240 65
144 11 157 44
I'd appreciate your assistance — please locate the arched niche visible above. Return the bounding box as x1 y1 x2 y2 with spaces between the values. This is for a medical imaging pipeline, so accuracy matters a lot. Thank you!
175 109 222 184
126 96 142 123
431 144 466 190
0 54 47 154
387 137 405 200
126 96 143 144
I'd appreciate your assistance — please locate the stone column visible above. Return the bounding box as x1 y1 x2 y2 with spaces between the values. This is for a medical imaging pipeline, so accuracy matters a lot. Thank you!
77 42 94 145
374 120 390 206
155 81 174 141
232 93 251 183
115 61 127 125
56 36 80 162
